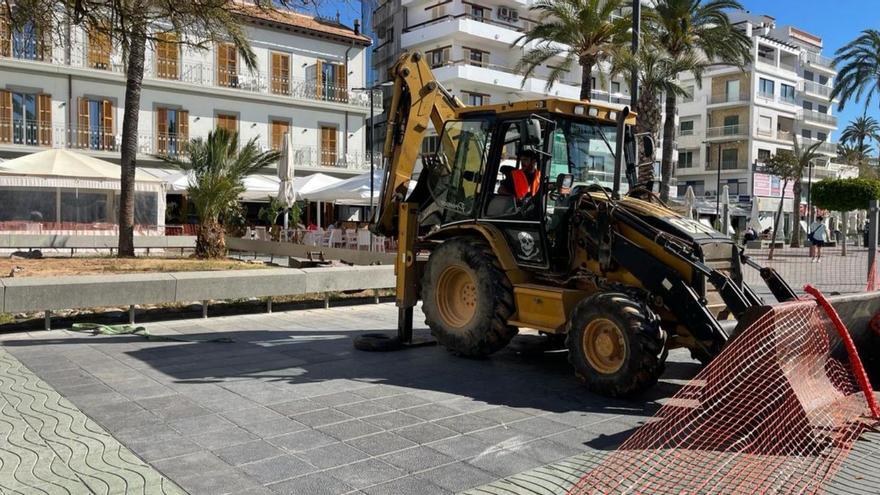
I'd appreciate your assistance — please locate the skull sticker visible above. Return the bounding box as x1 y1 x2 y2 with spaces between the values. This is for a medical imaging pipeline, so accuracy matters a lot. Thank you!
517 231 537 260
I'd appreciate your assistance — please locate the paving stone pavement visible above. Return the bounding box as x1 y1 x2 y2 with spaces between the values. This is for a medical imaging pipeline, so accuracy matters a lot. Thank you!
3 302 875 495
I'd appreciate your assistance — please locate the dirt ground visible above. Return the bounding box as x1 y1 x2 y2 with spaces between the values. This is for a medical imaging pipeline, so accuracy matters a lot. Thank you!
0 256 269 278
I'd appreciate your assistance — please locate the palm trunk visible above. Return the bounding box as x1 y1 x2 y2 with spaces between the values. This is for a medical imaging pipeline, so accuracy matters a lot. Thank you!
634 88 661 187
196 217 227 259
579 59 595 101
117 27 147 257
768 178 788 260
790 178 802 247
659 92 676 202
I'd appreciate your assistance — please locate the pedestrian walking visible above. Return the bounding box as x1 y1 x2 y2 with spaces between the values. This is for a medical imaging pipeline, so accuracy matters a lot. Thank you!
808 215 828 262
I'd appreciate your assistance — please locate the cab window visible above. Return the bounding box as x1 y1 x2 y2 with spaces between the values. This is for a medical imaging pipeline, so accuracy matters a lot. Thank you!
483 121 543 219
426 119 491 224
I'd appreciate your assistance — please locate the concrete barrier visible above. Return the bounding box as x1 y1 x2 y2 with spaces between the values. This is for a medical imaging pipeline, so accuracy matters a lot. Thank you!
227 238 395 266
0 234 195 251
0 265 395 325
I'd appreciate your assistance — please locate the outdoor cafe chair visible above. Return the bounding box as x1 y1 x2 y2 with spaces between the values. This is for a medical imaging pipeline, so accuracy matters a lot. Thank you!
356 229 371 251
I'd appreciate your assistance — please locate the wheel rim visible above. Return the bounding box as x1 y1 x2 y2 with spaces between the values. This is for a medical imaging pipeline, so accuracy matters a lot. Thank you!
435 265 477 328
582 318 626 374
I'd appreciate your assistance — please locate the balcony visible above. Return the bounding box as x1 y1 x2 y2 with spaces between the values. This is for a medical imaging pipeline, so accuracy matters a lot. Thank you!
0 52 380 112
589 90 631 106
708 92 749 106
802 51 836 73
430 59 581 99
798 136 837 155
803 80 833 99
0 119 374 171
755 128 794 142
800 109 838 127
705 124 749 141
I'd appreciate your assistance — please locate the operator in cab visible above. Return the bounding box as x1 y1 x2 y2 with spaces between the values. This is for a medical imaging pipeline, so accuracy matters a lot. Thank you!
519 147 542 198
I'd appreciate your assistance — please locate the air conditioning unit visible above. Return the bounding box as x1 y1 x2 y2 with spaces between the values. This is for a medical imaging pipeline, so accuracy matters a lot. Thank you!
497 7 518 22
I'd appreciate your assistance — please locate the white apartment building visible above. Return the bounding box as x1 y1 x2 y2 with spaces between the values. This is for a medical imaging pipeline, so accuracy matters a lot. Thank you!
674 13 855 229
371 0 636 156
0 5 376 177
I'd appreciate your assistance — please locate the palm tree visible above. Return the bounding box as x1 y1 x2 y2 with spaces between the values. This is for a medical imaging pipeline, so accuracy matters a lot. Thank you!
611 46 701 185
171 129 279 258
651 0 752 202
840 115 880 155
514 0 632 100
837 143 877 179
787 136 825 248
830 30 880 111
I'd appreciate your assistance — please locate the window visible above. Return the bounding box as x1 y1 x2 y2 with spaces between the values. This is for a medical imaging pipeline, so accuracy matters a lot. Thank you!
721 148 738 169
679 180 704 196
270 119 290 151
320 125 338 166
681 85 694 103
679 120 694 136
429 2 446 19
780 84 796 103
76 97 113 150
759 78 774 98
463 91 489 106
818 75 829 85
306 61 347 102
549 119 619 190
803 70 814 82
801 129 812 139
155 33 179 80
426 46 451 68
484 121 544 219
464 47 489 67
802 101 813 111
725 79 740 100
156 107 188 156
430 119 490 223
818 104 828 114
758 115 772 136
0 90 51 146
758 149 771 163
2 17 46 61
723 115 739 135
817 132 827 141
421 134 439 155
611 81 621 94
215 113 237 134
466 3 488 21
678 151 694 168
216 42 238 88
88 27 111 70
727 179 745 196
271 52 291 95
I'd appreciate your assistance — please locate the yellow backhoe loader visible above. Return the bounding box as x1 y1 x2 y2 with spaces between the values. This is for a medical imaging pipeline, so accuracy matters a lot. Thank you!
360 51 802 397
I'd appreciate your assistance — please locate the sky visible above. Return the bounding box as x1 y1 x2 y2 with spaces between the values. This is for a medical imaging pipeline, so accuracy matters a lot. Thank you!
315 0 879 139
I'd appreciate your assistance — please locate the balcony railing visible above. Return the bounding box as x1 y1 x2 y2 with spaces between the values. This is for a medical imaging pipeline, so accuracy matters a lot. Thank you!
0 51 380 111
403 11 538 35
798 136 837 155
0 119 374 170
706 124 748 139
709 93 748 105
803 80 832 98
803 51 835 69
755 128 794 141
800 109 838 126
436 58 583 89
589 90 631 105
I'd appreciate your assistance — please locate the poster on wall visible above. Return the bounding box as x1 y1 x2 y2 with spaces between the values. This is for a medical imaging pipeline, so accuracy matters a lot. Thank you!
753 172 793 198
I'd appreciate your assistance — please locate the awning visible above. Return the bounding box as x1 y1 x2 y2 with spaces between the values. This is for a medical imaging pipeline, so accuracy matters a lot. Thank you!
304 170 384 205
0 149 161 182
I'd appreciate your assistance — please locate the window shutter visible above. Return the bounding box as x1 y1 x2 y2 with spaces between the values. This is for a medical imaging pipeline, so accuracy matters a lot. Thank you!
37 94 51 145
315 60 323 99
335 64 347 103
102 100 113 150
0 90 11 143
77 97 89 148
178 110 189 143
156 107 168 154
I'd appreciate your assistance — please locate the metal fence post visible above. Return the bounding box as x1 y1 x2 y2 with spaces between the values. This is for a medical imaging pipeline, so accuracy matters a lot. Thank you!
869 200 878 283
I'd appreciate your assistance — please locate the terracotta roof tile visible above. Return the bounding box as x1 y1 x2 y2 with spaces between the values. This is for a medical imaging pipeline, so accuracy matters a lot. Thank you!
231 3 371 45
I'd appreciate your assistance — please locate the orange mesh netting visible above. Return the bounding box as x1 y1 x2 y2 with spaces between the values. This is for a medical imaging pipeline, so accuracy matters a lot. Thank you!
570 287 879 495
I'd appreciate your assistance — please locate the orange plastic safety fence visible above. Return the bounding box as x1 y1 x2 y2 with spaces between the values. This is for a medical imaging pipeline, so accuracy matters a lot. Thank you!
569 297 878 495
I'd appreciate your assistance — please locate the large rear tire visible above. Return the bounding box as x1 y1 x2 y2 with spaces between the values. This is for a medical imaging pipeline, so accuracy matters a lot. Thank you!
566 293 667 397
422 238 517 357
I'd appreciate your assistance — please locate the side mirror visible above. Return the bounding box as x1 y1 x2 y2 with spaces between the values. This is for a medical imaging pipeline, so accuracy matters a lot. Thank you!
523 118 543 146
642 135 655 159
555 173 573 196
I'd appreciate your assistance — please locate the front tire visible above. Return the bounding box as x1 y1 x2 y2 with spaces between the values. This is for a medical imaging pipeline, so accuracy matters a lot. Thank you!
566 293 667 397
422 238 517 357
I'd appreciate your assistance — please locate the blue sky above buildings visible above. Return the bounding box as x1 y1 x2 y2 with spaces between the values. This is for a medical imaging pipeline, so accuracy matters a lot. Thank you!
318 0 880 138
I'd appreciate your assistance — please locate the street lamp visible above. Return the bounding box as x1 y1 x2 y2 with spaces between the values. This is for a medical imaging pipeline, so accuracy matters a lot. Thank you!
352 81 392 251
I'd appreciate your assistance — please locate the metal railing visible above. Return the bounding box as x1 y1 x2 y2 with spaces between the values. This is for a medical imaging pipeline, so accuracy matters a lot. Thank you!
590 90 631 105
437 58 582 88
803 80 832 98
803 51 835 69
706 124 749 139
0 51 380 110
800 109 838 126
798 136 837 155
709 93 749 105
403 11 539 35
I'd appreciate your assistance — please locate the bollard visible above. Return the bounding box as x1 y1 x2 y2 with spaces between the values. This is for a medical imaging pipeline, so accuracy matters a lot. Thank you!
374 289 380 304
267 297 273 313
44 310 51 331
129 305 136 325
324 293 330 309
202 300 209 319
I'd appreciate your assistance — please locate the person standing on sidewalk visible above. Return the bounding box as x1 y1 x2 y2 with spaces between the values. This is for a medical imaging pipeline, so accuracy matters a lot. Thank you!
809 215 828 262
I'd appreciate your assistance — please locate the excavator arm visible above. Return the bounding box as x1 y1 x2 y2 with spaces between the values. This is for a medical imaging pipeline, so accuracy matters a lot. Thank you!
370 52 464 343
373 52 463 237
